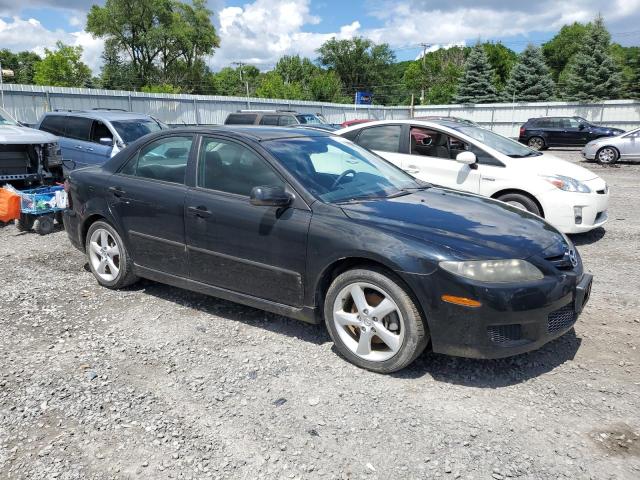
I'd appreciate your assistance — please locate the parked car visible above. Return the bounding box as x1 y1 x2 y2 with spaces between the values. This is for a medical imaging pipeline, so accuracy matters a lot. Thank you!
224 110 330 127
582 127 640 164
0 106 63 186
63 126 592 373
415 116 478 126
37 109 167 169
518 116 625 150
336 119 609 234
341 119 373 128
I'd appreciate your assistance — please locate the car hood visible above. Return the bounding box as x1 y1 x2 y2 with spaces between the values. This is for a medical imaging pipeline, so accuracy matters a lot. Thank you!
340 187 564 260
514 152 599 181
0 125 58 144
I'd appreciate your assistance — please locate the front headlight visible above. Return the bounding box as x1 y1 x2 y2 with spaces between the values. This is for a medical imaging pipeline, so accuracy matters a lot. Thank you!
440 259 544 283
540 174 591 193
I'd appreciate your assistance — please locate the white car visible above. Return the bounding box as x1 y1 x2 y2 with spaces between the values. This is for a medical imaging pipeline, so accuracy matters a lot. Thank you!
336 120 609 234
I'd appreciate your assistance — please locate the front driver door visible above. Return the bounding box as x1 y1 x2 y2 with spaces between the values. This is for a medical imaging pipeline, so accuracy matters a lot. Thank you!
108 135 193 277
185 136 310 307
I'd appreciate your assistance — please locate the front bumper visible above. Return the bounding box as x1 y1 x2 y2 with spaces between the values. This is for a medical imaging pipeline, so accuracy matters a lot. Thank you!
406 269 593 359
540 179 609 234
581 144 599 160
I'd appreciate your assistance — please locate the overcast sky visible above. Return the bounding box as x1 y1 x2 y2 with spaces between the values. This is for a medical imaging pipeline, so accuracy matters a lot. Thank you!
1 0 639 74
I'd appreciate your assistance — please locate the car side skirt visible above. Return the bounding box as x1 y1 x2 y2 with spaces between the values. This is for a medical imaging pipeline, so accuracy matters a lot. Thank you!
134 264 320 325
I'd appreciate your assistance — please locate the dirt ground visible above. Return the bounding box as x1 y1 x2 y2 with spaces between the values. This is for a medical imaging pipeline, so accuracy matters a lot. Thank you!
1 150 639 480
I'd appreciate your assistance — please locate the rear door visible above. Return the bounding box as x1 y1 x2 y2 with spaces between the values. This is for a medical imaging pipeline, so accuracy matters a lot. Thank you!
561 118 588 145
620 130 640 160
351 124 406 168
108 135 193 276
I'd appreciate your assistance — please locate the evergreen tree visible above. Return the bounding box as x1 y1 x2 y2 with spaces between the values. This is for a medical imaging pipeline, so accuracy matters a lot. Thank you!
503 45 555 102
562 16 622 101
454 44 499 104
625 50 640 99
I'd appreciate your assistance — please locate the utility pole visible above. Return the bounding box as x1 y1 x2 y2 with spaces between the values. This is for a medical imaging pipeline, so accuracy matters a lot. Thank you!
419 43 431 105
232 61 251 109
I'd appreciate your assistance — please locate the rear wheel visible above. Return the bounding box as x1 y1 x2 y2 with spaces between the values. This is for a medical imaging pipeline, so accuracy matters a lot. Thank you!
15 215 34 232
596 146 619 165
86 220 138 289
527 136 546 150
33 215 54 235
497 192 542 217
324 268 429 373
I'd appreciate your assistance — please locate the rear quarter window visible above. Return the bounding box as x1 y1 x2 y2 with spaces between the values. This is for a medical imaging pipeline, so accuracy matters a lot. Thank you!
65 116 92 141
225 114 257 125
40 115 66 136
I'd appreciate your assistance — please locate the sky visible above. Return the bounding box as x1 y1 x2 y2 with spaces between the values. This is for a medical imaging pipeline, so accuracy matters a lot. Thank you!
1 0 639 74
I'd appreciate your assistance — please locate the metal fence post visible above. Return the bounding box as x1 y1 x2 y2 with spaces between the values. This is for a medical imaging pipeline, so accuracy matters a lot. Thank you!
128 93 132 112
194 98 200 125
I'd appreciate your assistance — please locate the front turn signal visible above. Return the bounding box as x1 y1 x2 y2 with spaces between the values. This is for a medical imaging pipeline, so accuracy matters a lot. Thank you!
441 295 482 308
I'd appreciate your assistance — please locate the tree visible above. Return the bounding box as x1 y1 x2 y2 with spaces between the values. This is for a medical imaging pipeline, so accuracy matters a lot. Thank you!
403 46 466 104
483 42 518 90
317 37 395 99
0 50 42 84
625 49 640 99
562 16 622 101
141 84 182 93
308 71 347 103
503 45 555 102
542 22 590 81
87 0 219 91
210 65 260 97
33 42 92 87
454 44 499 104
274 55 318 86
255 71 306 100
99 39 139 90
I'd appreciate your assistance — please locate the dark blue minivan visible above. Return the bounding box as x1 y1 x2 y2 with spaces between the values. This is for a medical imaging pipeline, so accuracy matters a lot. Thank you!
37 109 167 169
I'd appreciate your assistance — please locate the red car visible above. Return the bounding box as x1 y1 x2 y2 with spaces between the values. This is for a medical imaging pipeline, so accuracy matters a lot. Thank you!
340 119 372 128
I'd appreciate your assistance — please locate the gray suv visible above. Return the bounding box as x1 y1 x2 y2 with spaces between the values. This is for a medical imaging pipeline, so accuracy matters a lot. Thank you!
224 110 330 127
37 109 166 169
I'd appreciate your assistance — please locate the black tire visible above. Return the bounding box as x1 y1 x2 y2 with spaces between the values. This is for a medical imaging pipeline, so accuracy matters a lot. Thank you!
33 215 55 235
527 136 546 150
85 220 138 289
15 215 34 232
54 211 64 224
323 267 429 373
596 146 619 165
496 192 542 217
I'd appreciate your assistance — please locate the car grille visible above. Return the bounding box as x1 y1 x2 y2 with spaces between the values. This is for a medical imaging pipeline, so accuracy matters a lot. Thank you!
547 303 576 333
545 253 574 271
487 324 522 344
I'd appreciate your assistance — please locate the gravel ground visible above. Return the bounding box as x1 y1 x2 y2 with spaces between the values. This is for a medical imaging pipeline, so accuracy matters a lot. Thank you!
1 150 639 480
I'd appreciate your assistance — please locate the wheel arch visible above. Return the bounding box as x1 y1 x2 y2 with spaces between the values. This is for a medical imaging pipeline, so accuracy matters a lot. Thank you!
80 214 109 250
490 188 545 218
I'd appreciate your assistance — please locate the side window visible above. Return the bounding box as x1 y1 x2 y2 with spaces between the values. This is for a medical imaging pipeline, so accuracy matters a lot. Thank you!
356 125 402 153
65 116 92 141
410 127 453 159
278 115 297 126
40 115 66 136
225 114 256 125
198 137 284 196
566 118 580 128
121 136 192 184
260 115 279 126
90 121 113 144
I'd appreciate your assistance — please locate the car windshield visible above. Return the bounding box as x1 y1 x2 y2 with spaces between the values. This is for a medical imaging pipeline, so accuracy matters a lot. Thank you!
296 114 324 125
0 107 18 126
111 118 165 144
453 125 542 158
264 136 425 203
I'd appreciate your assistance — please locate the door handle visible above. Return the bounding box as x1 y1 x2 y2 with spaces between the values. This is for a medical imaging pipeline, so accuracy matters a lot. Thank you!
187 206 212 218
108 186 125 197
74 145 84 149
86 147 94 152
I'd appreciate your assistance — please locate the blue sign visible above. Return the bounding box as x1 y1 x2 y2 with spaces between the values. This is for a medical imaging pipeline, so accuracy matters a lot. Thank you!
355 91 373 105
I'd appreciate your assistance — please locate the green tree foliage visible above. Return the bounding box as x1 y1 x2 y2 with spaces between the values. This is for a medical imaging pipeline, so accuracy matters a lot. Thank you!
0 50 42 84
141 84 182 93
87 0 219 91
309 71 348 103
454 44 499 104
33 42 92 87
542 22 590 81
483 42 518 90
317 37 395 99
210 65 261 96
562 16 622 101
99 40 139 90
610 44 640 99
274 55 319 86
255 71 306 100
503 45 555 102
403 46 466 104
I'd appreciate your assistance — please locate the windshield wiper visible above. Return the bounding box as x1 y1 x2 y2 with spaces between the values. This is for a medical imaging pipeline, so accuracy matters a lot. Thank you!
508 151 542 158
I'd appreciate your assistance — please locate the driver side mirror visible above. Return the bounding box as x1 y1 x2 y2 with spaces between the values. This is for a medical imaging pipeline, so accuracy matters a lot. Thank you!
455 151 477 165
250 185 292 207
99 137 114 146
578 124 586 130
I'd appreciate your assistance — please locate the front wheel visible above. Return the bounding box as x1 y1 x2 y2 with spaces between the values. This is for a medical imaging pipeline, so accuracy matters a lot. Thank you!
496 193 542 217
86 220 138 289
324 268 429 373
596 146 619 165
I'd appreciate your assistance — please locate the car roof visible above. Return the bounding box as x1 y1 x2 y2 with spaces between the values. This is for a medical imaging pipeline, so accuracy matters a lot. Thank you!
44 109 156 121
337 119 469 132
166 125 332 141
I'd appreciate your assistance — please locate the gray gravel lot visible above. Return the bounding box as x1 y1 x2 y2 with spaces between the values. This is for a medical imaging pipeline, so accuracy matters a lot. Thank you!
1 150 639 480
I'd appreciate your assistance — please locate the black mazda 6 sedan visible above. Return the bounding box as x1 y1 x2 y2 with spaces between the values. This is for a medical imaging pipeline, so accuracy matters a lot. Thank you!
63 127 592 373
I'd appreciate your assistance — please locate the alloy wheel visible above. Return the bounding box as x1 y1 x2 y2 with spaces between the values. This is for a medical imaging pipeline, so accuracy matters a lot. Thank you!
598 147 616 164
332 282 405 362
88 228 121 282
528 137 544 150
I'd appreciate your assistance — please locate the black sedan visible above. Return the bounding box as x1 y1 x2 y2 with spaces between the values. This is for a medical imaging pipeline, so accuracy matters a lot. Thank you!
63 127 592 373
